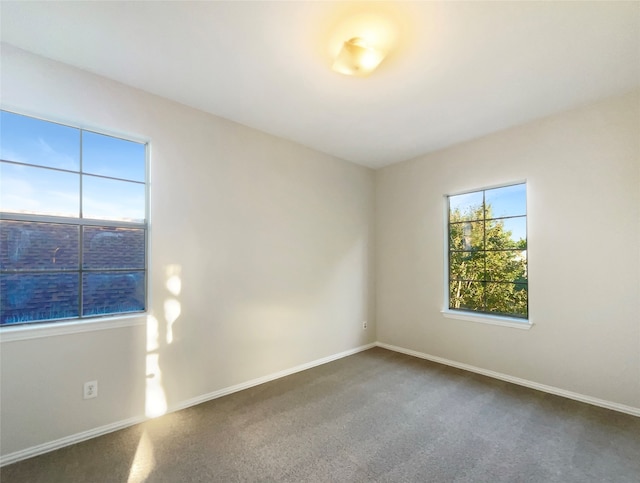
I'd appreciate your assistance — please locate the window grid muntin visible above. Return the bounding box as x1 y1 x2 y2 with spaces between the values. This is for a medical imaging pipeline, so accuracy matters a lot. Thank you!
0 110 147 326
0 159 146 185
79 129 84 317
447 183 527 319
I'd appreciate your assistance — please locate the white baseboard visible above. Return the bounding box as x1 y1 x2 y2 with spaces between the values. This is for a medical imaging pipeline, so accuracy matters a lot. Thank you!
376 342 640 418
0 416 147 468
5 340 634 467
0 342 376 467
169 342 377 413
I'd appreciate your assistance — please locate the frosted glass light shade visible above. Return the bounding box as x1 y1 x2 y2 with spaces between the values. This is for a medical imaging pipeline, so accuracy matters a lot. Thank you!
332 37 385 76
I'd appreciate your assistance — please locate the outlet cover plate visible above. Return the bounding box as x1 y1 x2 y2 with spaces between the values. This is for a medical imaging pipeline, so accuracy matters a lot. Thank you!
83 380 98 399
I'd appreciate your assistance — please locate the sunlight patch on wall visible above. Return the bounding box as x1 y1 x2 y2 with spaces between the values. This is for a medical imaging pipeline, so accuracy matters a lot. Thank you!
146 315 159 352
163 299 181 344
164 265 182 344
165 275 181 296
145 352 167 418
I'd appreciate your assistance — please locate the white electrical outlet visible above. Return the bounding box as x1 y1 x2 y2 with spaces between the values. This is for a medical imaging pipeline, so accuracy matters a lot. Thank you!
363 320 368 330
83 380 98 399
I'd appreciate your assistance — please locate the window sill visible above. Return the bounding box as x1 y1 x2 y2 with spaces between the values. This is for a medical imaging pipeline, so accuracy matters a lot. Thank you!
441 310 532 330
0 314 147 342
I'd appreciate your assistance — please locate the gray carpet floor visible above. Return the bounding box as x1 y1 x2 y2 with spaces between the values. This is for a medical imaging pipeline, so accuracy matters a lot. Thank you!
2 347 639 482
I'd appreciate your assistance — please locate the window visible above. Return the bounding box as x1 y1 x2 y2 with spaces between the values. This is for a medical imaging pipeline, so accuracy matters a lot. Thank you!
447 183 527 320
0 110 147 326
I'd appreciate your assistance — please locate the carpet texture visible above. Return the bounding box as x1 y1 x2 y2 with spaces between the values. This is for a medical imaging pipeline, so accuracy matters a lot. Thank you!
2 347 639 482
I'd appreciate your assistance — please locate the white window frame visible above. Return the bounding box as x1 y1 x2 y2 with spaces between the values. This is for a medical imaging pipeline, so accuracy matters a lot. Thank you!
442 181 532 330
0 109 150 338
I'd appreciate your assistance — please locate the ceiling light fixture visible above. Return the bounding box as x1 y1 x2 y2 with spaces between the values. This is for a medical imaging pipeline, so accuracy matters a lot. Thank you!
331 37 385 77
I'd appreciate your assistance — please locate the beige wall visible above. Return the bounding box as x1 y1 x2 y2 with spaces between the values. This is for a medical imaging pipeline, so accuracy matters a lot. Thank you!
376 90 640 409
0 46 376 457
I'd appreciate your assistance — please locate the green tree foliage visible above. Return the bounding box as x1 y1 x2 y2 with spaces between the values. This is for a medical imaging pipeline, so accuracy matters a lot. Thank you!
449 204 527 317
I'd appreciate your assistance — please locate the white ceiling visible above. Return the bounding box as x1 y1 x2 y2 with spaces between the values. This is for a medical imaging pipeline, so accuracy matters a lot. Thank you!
1 1 639 169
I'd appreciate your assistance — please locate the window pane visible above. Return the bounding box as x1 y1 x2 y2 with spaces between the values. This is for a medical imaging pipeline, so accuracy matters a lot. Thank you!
0 221 79 271
82 271 145 316
0 111 80 170
83 227 145 269
485 251 527 283
449 191 483 222
448 184 527 319
0 162 80 217
82 131 145 182
0 113 148 324
485 184 526 219
82 175 145 222
449 221 484 251
486 216 527 250
485 282 528 318
0 273 79 325
449 251 486 281
449 281 485 312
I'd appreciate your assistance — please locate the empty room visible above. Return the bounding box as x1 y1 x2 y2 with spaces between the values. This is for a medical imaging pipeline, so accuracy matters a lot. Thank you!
0 1 639 482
